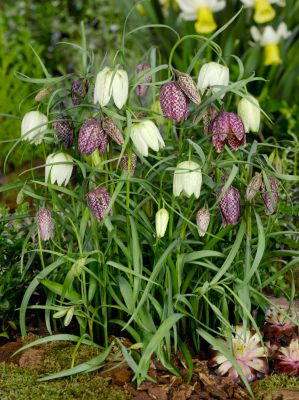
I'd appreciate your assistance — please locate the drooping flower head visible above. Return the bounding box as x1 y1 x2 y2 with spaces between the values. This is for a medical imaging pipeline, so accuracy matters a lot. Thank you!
197 62 230 99
246 174 262 201
217 185 241 226
176 70 201 105
121 153 137 176
155 208 170 238
135 63 152 97
86 187 112 221
102 119 125 146
173 161 202 199
78 118 108 156
160 82 189 122
94 67 129 109
238 95 261 133
45 153 73 187
203 106 219 135
21 111 48 145
210 325 268 382
71 79 89 106
196 208 210 237
52 114 74 149
36 207 54 241
251 22 292 66
241 0 286 24
177 0 226 34
262 176 278 213
211 112 246 152
130 120 165 157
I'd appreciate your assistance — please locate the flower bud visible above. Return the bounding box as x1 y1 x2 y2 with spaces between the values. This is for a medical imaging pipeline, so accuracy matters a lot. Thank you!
155 208 169 238
196 208 210 237
217 186 241 226
21 111 48 145
52 114 74 149
35 86 53 102
78 118 107 156
262 176 278 214
36 207 54 241
238 95 261 133
160 82 189 122
130 120 165 157
203 106 219 135
135 63 152 97
121 153 137 176
102 118 124 146
173 161 202 199
197 62 229 98
71 79 89 106
86 187 112 221
45 153 73 186
176 71 201 105
211 112 246 153
246 175 262 201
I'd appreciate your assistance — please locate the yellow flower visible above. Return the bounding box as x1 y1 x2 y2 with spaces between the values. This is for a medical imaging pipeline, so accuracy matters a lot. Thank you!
241 0 285 24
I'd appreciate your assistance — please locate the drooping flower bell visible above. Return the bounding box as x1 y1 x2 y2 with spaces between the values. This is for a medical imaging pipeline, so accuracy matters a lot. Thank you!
203 106 219 135
135 63 152 97
160 82 189 123
210 325 268 382
196 208 210 237
211 112 246 152
86 187 112 221
102 118 125 146
21 111 48 145
78 118 107 156
176 0 226 34
120 153 137 176
130 120 165 157
45 153 73 186
71 78 89 106
173 161 202 199
155 208 170 239
251 22 291 66
197 62 230 98
176 70 201 105
52 114 74 149
241 0 285 24
274 338 299 375
262 176 278 213
36 207 54 241
246 174 262 201
94 67 129 109
217 185 241 226
238 95 261 133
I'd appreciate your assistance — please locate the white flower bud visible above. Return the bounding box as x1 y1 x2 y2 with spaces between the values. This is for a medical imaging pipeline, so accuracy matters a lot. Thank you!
155 208 169 238
45 152 73 186
197 62 229 98
173 161 202 199
94 67 129 109
238 95 261 133
21 111 48 145
130 120 165 157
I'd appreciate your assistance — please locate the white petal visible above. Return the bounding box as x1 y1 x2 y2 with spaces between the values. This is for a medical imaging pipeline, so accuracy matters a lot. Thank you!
261 25 278 45
276 22 291 40
94 67 113 106
131 125 149 157
210 0 226 12
112 69 129 109
173 171 183 197
240 0 254 7
250 26 262 43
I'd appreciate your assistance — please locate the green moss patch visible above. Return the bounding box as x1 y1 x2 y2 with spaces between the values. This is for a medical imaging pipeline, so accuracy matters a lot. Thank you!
252 374 299 400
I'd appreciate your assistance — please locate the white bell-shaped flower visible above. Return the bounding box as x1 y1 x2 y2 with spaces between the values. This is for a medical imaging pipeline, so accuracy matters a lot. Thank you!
130 120 165 157
173 160 202 199
94 67 129 109
21 111 48 145
155 208 169 238
197 62 229 98
45 153 73 186
238 95 261 133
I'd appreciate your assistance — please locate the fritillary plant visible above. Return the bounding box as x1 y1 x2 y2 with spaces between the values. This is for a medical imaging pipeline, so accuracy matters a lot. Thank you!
1 14 298 396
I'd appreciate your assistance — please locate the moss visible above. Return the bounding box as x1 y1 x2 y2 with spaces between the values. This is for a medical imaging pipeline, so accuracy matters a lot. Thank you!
253 374 299 400
0 363 129 400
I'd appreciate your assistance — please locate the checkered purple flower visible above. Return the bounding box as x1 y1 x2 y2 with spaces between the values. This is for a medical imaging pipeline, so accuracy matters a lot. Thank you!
86 188 112 221
217 186 241 226
135 63 152 97
52 114 74 149
121 153 137 176
262 177 278 213
36 207 54 241
71 79 89 106
160 82 189 123
102 119 124 146
211 112 246 152
78 118 107 156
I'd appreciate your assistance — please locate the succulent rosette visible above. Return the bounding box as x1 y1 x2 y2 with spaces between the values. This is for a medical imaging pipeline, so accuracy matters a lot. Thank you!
264 305 298 342
274 337 299 375
210 325 268 382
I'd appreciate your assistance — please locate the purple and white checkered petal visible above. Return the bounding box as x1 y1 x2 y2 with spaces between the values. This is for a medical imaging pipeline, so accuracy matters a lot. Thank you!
135 63 152 97
159 82 189 123
78 118 103 155
228 112 246 141
36 207 54 241
86 188 112 221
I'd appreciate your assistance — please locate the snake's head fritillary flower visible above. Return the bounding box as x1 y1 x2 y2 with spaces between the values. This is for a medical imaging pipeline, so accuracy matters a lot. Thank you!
94 67 129 109
196 208 210 237
45 153 73 187
173 161 202 199
52 114 74 149
120 153 137 176
210 325 268 382
130 120 165 157
211 112 246 153
102 118 125 146
160 82 189 123
217 186 241 226
176 70 201 105
86 188 112 221
262 176 278 213
155 208 170 239
71 79 89 106
203 106 219 135
78 118 108 156
246 174 262 201
238 95 261 133
135 63 152 97
36 207 54 241
274 338 299 375
197 62 229 98
21 111 48 145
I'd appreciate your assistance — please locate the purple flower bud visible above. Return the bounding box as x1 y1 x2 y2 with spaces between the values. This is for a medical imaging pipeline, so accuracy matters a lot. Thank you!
36 207 54 241
211 112 246 153
52 114 74 149
71 79 89 106
121 153 137 176
262 177 278 213
203 106 219 135
196 208 210 237
160 82 189 123
217 186 241 226
246 174 262 201
86 188 112 221
102 118 124 146
78 118 107 156
176 71 201 105
135 63 152 97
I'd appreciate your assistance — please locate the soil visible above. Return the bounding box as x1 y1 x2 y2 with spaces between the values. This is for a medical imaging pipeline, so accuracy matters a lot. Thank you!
0 335 298 400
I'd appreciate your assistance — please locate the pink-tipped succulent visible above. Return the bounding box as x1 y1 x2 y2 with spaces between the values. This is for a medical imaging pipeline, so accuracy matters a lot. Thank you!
121 153 137 176
36 207 54 241
196 208 210 237
159 82 189 123
262 177 279 214
217 186 241 226
264 305 298 343
211 112 246 152
52 114 74 149
86 188 112 221
176 71 201 105
135 63 152 97
78 118 107 156
210 325 268 382
71 78 89 105
274 337 299 375
102 118 125 146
